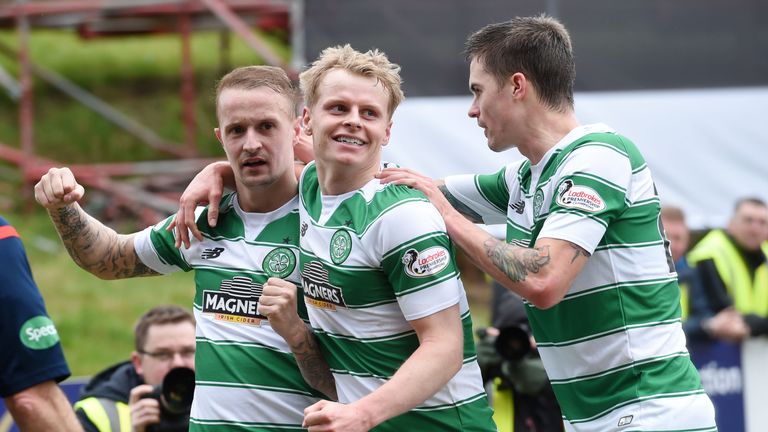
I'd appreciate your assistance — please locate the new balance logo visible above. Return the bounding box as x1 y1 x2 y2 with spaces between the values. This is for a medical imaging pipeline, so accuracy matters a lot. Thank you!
617 415 633 427
201 247 225 260
510 200 525 214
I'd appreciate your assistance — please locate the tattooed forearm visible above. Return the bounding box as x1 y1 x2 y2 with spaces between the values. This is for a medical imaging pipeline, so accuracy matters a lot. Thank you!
291 325 338 401
438 185 484 223
50 205 158 279
484 238 551 282
569 243 590 263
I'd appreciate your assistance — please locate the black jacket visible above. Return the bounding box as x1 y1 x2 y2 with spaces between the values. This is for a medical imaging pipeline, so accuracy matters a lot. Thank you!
75 361 144 432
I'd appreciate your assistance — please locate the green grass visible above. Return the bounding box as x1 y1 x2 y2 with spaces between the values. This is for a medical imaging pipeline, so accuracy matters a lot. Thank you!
0 29 289 162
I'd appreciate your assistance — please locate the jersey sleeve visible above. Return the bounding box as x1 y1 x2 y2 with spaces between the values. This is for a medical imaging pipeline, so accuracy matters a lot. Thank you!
0 224 70 397
380 200 462 321
538 143 632 253
133 207 206 273
444 165 510 225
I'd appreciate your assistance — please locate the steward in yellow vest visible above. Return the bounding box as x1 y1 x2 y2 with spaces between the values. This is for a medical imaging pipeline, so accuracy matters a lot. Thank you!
688 229 768 336
74 361 140 432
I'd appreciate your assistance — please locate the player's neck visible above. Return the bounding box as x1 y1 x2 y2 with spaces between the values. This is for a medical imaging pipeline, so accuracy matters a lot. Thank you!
236 175 298 213
316 159 379 196
519 110 579 165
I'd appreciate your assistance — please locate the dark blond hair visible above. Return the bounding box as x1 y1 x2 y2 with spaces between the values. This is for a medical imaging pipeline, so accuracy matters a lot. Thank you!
299 44 404 118
465 15 575 112
134 305 195 352
661 206 686 223
216 65 300 116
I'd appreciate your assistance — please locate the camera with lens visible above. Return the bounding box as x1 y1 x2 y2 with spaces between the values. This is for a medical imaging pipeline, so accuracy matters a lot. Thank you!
475 324 548 395
140 367 195 432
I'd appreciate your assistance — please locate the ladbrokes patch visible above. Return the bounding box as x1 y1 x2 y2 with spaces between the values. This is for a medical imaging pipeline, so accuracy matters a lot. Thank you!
401 246 450 278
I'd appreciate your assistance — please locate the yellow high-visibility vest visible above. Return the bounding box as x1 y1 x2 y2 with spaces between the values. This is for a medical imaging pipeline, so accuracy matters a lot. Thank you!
73 397 131 432
687 229 768 317
492 378 514 432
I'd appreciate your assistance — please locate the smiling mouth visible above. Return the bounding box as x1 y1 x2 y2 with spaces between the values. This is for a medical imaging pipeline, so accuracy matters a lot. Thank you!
334 135 365 146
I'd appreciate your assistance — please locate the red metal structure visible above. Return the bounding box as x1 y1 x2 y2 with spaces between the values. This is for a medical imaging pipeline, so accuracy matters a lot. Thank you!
0 0 295 224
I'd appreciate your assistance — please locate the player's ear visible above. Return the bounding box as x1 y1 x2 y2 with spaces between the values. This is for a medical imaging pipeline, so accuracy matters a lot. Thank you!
302 107 313 135
214 128 223 145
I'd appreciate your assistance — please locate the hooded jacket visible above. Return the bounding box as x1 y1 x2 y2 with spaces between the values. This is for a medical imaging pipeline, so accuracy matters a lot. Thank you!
74 361 143 432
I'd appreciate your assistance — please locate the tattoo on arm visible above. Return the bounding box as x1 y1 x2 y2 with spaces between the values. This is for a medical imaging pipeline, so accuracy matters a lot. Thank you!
569 243 590 264
292 325 338 401
438 185 484 223
52 205 158 279
484 238 551 282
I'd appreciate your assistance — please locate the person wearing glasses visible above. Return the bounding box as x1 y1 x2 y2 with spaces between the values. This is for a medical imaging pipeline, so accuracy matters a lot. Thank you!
73 305 195 432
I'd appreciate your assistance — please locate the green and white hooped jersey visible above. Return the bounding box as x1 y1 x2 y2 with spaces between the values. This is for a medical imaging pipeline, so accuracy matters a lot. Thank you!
445 124 716 432
298 162 496 432
135 193 324 432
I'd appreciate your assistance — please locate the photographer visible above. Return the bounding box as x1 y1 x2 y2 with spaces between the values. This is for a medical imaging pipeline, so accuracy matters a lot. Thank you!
477 282 563 432
74 305 195 432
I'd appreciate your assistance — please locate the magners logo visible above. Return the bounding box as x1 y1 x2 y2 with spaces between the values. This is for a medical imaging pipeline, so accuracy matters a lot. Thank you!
203 276 264 326
301 261 346 310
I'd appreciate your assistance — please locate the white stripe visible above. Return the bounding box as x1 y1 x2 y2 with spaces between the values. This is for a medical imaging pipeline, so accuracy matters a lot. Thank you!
539 321 688 381
191 384 318 425
567 245 674 296
307 280 469 338
333 360 486 407
626 166 657 204
308 301 412 339
555 145 631 195
183 239 300 282
563 392 715 431
537 211 607 254
193 309 292 353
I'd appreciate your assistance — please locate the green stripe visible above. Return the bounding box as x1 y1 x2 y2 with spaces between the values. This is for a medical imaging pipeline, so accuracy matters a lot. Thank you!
369 395 495 432
317 314 478 377
382 231 446 261
195 338 320 397
149 219 192 271
528 279 681 344
318 329 418 377
475 167 509 213
601 203 662 245
190 419 304 431
553 355 704 422
569 171 627 194
632 162 648 174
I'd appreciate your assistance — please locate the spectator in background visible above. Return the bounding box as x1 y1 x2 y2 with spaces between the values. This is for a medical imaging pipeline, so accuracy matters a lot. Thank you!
0 215 82 432
661 206 714 341
687 197 768 342
74 305 196 432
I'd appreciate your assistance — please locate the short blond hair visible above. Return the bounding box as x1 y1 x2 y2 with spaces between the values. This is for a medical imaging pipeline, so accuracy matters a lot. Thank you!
299 44 404 118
